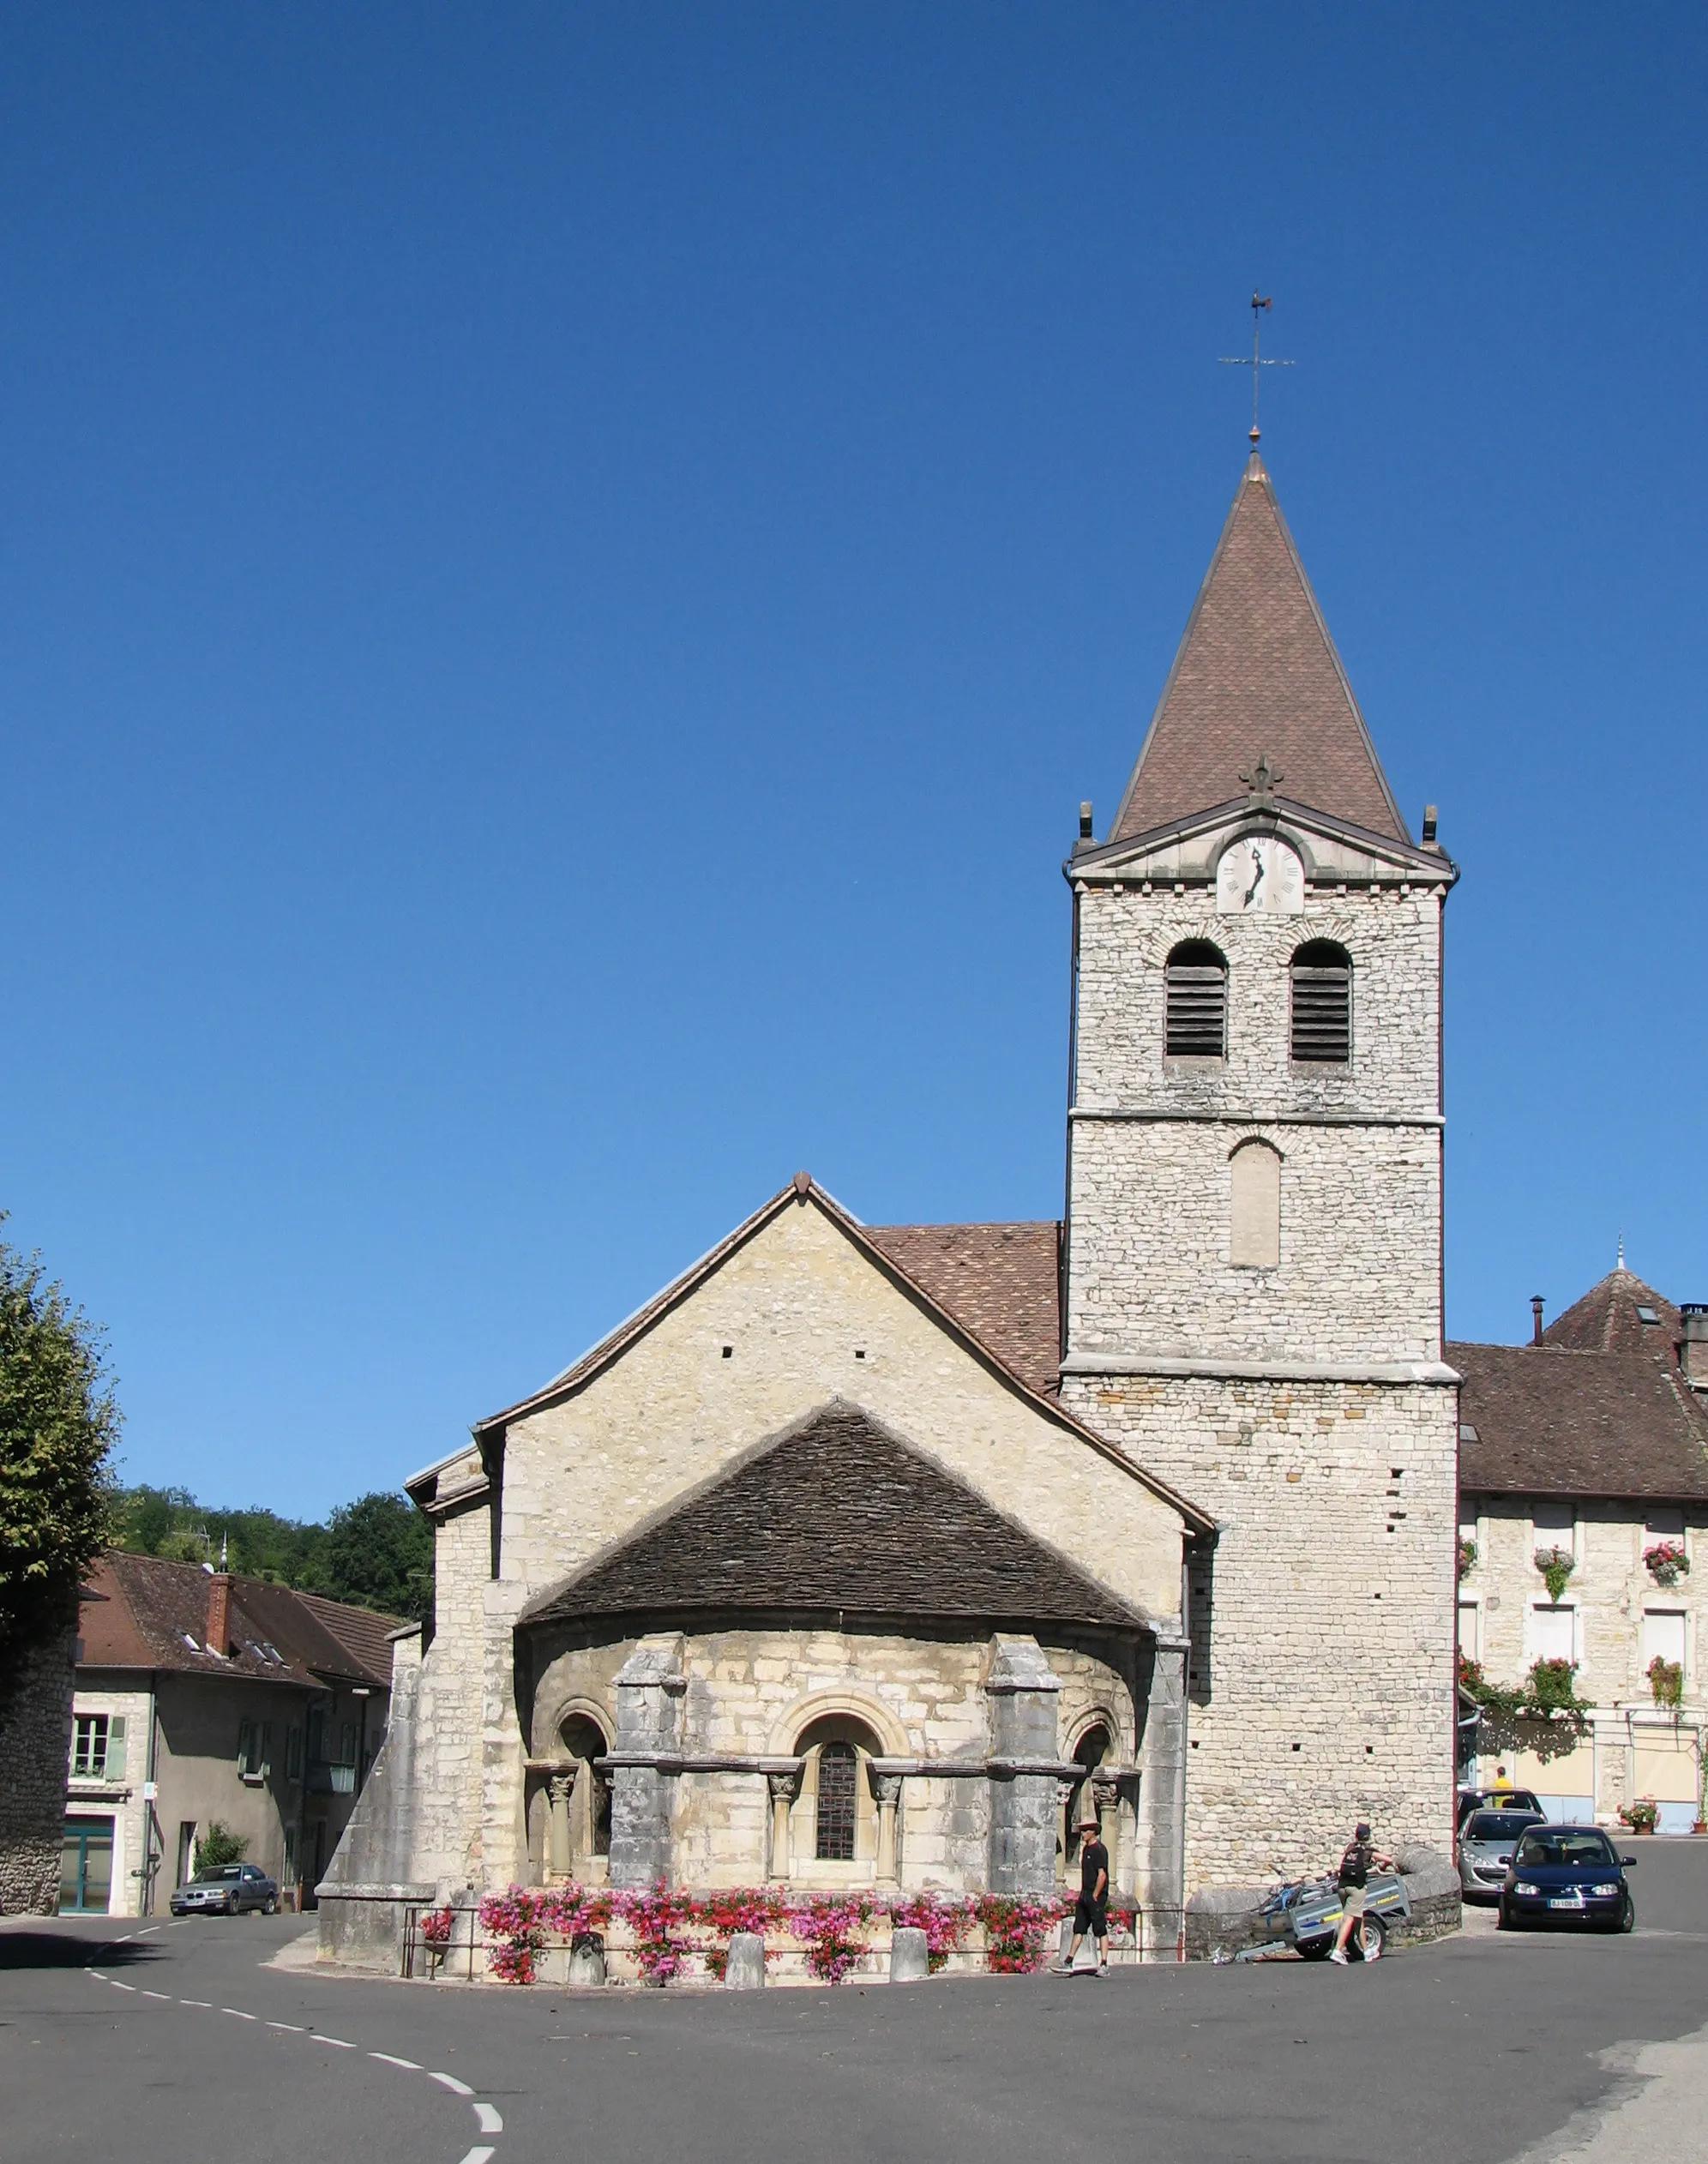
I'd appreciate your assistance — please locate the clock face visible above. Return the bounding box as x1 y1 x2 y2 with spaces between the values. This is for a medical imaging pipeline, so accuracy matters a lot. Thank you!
1216 835 1304 916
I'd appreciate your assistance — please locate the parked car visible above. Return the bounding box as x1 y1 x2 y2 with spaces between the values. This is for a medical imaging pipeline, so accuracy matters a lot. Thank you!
170 1862 279 1917
1497 1825 1636 1934
1458 1808 1545 1903
1457 1785 1544 1832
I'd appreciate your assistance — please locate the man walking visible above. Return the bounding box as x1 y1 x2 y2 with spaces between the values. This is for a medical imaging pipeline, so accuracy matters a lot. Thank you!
1328 1819 1398 1965
1055 1811 1110 1975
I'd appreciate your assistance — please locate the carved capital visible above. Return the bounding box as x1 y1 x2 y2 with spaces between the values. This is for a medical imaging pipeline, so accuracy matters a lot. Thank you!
871 1772 903 1808
767 1770 801 1806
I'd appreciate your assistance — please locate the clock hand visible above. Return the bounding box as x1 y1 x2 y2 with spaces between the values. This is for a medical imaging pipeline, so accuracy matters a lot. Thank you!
1242 846 1265 908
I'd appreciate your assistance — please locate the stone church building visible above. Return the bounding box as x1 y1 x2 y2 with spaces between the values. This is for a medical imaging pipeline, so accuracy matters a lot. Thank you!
322 448 1462 1962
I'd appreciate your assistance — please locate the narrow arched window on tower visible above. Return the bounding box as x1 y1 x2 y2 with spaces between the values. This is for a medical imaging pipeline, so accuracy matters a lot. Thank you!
1164 941 1228 1059
815 1740 858 1860
1229 1139 1282 1267
1290 941 1352 1064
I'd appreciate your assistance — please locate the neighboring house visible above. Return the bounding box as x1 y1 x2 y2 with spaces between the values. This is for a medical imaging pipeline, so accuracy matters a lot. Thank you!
63 1551 400 1916
1454 1268 1708 1831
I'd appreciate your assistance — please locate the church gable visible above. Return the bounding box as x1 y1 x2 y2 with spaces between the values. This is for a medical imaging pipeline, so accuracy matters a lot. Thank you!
520 1399 1149 1632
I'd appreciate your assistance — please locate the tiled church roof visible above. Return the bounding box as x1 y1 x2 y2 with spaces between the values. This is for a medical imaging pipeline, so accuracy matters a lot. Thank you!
1452 1342 1708 1502
520 1401 1146 1632
863 1221 1061 1394
1543 1267 1684 1361
1109 454 1408 845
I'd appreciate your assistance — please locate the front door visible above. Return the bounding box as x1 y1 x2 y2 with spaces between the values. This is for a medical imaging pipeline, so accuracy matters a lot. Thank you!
60 1818 114 1914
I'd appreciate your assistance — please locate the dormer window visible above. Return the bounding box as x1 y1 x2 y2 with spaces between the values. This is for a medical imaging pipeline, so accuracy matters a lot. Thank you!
1290 941 1352 1063
1164 942 1227 1059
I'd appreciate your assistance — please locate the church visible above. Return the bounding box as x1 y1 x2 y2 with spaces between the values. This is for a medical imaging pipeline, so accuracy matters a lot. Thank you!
321 445 1461 1963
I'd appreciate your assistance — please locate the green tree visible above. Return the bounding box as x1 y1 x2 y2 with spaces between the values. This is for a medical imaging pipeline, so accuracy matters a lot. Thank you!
321 1492 434 1622
0 1231 120 1706
193 1821 248 1872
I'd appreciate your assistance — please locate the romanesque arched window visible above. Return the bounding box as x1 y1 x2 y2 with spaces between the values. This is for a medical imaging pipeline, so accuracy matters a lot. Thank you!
815 1740 858 1860
1229 1139 1282 1267
1164 941 1228 1060
560 1714 612 1857
1290 940 1352 1064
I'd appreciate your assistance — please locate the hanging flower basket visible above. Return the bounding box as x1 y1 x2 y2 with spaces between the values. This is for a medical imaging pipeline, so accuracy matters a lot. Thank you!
1645 1542 1689 1589
1458 1538 1477 1582
1648 1656 1684 1710
1534 1545 1576 1602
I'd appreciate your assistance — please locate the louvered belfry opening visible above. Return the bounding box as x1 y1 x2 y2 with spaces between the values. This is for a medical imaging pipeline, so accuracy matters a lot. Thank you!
815 1741 858 1860
1290 940 1352 1063
1164 941 1228 1059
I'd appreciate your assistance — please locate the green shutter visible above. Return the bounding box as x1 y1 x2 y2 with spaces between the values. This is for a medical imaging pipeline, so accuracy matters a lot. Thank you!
106 1716 127 1782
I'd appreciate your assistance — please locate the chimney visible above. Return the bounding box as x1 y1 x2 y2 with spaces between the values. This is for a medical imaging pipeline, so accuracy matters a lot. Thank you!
1421 805 1439 847
1531 1295 1545 1347
1079 802 1095 842
206 1572 232 1656
1682 1306 1708 1393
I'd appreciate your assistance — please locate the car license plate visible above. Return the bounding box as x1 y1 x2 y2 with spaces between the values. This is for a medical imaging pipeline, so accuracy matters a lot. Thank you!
1548 1896 1584 1909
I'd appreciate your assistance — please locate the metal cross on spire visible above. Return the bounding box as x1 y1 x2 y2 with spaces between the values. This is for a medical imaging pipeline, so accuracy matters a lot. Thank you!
1220 293 1295 446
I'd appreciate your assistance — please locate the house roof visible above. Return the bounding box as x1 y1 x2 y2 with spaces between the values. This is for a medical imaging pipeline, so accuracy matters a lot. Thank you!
1543 1268 1684 1362
452 1175 1212 1536
863 1221 1061 1395
1109 453 1408 846
1452 1341 1708 1502
78 1549 400 1690
519 1400 1151 1633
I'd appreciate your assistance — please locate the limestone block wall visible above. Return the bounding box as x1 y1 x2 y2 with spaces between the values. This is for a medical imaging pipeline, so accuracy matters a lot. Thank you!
1064 1374 1458 1887
406 1501 492 1890
65 1681 154 1916
526 1624 1147 1897
0 1635 75 1915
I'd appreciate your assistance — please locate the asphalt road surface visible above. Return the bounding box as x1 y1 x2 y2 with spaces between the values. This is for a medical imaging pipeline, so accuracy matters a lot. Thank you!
8 1844 1708 2164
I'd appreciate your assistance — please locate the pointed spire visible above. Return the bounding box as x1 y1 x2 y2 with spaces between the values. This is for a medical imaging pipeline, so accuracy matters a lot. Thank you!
1109 455 1410 845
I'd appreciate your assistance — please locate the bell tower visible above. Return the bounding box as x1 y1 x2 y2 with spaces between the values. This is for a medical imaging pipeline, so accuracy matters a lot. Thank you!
1059 452 1461 1890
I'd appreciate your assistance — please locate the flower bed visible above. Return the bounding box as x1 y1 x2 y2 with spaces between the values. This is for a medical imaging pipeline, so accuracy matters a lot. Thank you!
1645 1542 1689 1590
460 1884 1141 1987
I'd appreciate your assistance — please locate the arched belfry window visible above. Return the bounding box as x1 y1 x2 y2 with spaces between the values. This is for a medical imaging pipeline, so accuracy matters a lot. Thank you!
1164 941 1228 1060
815 1741 858 1860
1290 941 1352 1064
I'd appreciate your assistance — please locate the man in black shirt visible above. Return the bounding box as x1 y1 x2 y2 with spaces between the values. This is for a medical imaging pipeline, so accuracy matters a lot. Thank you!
1329 1819 1398 1965
1054 1812 1110 1975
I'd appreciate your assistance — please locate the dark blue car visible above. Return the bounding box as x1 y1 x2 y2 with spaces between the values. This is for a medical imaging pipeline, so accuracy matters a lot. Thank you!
1497 1824 1636 1934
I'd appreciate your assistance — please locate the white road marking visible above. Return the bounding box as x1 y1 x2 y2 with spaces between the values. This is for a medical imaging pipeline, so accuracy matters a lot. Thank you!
180 1999 212 2008
430 2071 475 2095
88 1970 108 1981
458 2150 496 2164
111 1981 136 1992
223 2008 257 2020
311 2035 355 2048
142 1990 171 2000
266 2020 304 2032
473 2103 503 2134
369 2052 423 2070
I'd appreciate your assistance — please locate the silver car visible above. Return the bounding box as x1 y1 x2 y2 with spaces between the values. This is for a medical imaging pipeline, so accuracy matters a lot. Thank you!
1458 1807 1545 1903
169 1862 280 1916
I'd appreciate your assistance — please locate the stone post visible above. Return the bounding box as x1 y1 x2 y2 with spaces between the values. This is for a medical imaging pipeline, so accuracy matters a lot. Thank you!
767 1769 801 1882
607 1639 686 1890
984 1636 1063 1896
724 1932 765 1989
889 1926 929 1983
1134 1634 1189 1960
548 1769 576 1878
872 1772 902 1888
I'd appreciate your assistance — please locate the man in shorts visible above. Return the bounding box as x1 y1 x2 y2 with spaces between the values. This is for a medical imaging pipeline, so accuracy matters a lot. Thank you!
1328 1819 1398 1965
1055 1812 1110 1975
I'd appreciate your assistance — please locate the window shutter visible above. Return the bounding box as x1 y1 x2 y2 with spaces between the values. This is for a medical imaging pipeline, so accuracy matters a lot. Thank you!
238 1717 253 1773
106 1716 127 1781
261 1722 273 1776
1290 946 1351 1063
1164 947 1227 1058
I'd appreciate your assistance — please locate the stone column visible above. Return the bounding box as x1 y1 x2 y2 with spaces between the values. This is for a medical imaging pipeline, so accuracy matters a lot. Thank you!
767 1770 801 1882
1054 1778 1077 1884
984 1636 1063 1896
607 1639 686 1890
872 1773 902 1888
547 1769 576 1878
1134 1634 1188 1961
1093 1776 1120 1876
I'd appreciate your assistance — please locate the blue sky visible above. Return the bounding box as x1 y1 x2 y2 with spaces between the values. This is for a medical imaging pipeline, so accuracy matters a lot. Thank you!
2 7 1702 1516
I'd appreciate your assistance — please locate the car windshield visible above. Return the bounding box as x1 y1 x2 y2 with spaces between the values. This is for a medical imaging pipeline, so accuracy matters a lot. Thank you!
1514 1830 1615 1868
1466 1812 1542 1841
194 1866 244 1883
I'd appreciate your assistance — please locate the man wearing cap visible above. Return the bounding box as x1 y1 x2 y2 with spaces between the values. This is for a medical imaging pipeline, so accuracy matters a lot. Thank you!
1054 1810 1110 1975
1328 1820 1398 1966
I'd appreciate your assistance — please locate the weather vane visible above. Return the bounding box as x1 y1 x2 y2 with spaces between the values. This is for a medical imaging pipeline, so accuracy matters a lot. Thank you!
1220 293 1295 446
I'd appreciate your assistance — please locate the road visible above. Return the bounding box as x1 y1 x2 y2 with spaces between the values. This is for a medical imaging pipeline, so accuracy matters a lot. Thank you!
7 1844 1708 2164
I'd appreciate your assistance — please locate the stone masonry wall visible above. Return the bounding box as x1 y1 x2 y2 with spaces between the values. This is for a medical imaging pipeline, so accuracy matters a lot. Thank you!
0 1635 75 1915
1061 1374 1458 1887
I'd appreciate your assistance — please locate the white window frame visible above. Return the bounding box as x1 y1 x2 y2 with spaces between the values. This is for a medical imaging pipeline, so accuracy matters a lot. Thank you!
1458 1596 1482 1662
1529 1600 1579 1667
1642 1607 1689 1682
71 1713 109 1780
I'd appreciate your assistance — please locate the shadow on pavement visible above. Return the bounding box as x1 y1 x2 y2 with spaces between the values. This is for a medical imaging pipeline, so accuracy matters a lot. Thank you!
0 1930 158 1971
